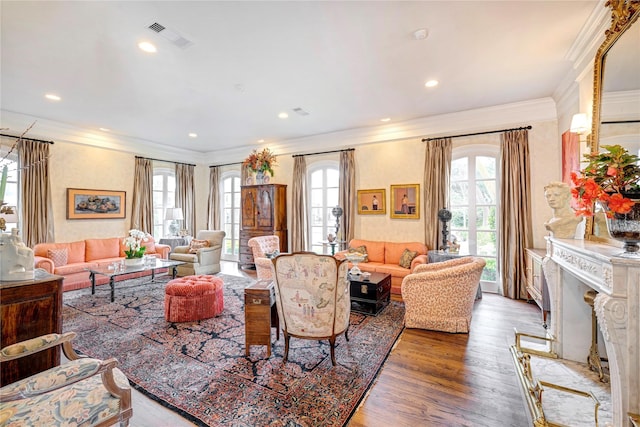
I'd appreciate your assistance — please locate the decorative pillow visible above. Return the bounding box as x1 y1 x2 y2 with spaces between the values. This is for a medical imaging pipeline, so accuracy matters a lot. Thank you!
188 239 210 254
399 248 418 269
265 250 280 259
347 245 368 262
47 248 68 267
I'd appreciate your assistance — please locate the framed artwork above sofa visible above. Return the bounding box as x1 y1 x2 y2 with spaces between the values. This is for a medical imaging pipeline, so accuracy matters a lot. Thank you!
67 188 126 220
390 184 420 219
357 189 386 215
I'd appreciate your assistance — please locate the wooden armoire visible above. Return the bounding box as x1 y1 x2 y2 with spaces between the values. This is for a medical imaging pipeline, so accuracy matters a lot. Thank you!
239 184 288 268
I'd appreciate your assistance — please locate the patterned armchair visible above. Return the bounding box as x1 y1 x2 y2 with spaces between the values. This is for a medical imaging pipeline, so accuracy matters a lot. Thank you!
247 235 280 280
0 332 132 426
401 256 486 333
272 252 350 366
169 230 225 276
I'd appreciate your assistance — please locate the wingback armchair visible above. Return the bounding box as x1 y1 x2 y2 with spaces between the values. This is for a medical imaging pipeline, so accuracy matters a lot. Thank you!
272 252 350 366
401 256 486 333
0 332 132 426
247 235 280 280
169 230 225 276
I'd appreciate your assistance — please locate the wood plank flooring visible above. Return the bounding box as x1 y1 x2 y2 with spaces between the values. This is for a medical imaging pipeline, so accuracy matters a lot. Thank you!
126 261 544 426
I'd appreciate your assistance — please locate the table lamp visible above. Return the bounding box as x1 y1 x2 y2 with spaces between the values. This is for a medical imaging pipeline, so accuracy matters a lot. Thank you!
165 207 184 237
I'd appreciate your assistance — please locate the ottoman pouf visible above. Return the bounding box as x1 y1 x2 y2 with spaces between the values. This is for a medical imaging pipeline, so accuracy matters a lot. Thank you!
164 275 224 322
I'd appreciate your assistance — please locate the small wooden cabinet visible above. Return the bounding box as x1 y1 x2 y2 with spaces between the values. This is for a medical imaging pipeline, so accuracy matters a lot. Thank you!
1 271 63 385
525 248 550 328
244 279 279 357
240 184 288 268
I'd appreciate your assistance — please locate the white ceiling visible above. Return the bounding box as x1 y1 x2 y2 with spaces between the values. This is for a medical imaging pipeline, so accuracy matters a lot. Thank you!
1 1 600 156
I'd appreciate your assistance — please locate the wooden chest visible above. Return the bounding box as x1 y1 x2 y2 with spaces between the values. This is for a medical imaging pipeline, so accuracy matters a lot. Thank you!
244 279 279 357
349 272 391 316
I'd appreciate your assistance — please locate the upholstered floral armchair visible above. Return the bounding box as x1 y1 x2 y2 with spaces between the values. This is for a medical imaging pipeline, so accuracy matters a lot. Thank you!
0 332 132 426
271 252 350 366
169 230 225 276
247 235 281 280
401 256 486 333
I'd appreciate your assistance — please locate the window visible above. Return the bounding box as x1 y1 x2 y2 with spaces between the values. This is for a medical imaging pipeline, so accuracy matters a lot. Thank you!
221 173 241 261
450 146 499 292
0 156 19 230
153 168 176 238
308 162 340 254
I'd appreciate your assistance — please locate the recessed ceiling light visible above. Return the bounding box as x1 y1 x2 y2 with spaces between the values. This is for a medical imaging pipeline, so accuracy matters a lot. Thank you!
380 118 391 122
425 80 439 88
138 41 157 53
278 112 289 119
413 29 429 40
45 94 61 101
188 133 198 138
99 127 110 132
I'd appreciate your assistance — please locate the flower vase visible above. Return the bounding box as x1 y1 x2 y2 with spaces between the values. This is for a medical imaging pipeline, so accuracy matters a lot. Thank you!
124 257 145 267
255 171 265 184
599 196 640 257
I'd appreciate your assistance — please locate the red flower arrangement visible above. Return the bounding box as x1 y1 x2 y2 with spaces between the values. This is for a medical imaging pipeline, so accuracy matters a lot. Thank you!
571 144 640 217
243 148 277 176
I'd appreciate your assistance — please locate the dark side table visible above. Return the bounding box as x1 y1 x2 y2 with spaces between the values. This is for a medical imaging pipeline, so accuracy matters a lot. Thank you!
427 250 483 300
349 272 391 315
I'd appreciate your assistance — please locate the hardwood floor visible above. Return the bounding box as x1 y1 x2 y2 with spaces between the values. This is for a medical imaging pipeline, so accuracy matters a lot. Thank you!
128 261 543 426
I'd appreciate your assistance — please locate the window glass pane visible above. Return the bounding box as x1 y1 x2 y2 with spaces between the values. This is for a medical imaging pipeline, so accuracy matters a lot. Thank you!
153 192 163 207
477 232 497 256
166 194 175 209
451 208 468 229
311 208 323 226
476 206 496 230
476 156 496 179
453 231 469 254
233 177 240 191
481 258 497 281
327 169 339 187
476 180 496 204
451 158 468 181
167 176 176 192
327 188 338 206
153 175 163 189
224 179 232 192
224 193 231 205
450 182 469 205
233 208 240 223
311 227 323 243
310 189 323 207
311 170 323 188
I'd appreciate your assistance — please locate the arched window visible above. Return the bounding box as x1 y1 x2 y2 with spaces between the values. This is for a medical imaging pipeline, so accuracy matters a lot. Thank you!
308 161 339 254
221 172 241 261
153 167 176 238
450 145 500 293
0 154 19 231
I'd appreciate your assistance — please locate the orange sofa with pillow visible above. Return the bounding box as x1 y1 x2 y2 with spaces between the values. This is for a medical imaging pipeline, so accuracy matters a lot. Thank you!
335 239 428 295
33 237 170 292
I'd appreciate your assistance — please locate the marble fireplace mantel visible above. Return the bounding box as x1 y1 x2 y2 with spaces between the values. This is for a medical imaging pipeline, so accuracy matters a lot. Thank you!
543 237 639 426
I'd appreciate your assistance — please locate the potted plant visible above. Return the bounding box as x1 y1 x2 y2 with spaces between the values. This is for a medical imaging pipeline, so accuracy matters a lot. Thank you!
243 148 277 184
571 144 640 255
123 229 149 265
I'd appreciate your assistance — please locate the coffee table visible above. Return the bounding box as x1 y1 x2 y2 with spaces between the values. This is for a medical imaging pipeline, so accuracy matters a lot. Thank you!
349 272 391 316
88 258 185 302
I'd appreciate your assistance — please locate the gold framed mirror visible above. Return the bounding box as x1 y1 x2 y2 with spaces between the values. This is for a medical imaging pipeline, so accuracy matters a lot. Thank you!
587 0 640 243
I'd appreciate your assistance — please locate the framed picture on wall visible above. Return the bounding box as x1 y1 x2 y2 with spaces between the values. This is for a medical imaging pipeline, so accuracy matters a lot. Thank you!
390 184 420 219
357 189 386 215
67 188 126 220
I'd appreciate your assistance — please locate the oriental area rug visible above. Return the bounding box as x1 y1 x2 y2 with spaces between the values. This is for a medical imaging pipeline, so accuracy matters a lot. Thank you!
62 274 405 426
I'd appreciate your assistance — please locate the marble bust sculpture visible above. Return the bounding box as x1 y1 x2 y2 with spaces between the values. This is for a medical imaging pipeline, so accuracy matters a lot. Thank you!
543 181 583 239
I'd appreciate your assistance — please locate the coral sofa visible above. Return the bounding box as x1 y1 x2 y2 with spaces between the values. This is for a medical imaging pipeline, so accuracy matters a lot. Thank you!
33 237 170 292
335 239 428 295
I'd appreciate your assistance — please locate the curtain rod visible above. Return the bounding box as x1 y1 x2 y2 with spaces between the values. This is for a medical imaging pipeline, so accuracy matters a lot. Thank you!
210 161 242 168
0 133 54 144
602 120 640 124
422 125 532 142
292 148 354 158
135 156 195 167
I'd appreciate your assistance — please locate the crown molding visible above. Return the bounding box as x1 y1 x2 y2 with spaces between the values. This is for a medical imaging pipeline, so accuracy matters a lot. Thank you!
2 97 558 167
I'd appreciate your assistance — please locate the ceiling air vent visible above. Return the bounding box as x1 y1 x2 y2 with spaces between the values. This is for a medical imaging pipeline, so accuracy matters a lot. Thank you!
293 107 310 116
146 22 194 49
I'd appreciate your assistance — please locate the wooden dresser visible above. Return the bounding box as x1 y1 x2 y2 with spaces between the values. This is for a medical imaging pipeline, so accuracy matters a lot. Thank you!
239 184 288 268
0 270 63 385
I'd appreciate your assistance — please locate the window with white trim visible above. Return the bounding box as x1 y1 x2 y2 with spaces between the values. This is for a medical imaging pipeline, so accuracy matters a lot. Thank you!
221 172 241 261
450 146 499 292
308 162 340 254
153 168 176 238
0 155 19 231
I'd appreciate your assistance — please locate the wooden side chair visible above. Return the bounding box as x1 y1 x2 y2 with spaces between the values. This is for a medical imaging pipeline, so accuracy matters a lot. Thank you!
0 332 132 426
271 252 350 366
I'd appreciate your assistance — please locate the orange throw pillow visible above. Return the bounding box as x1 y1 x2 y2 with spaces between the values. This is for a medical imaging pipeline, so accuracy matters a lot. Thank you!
188 239 210 254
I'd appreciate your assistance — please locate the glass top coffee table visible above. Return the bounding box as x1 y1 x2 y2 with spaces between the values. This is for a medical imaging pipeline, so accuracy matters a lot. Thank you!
87 258 185 302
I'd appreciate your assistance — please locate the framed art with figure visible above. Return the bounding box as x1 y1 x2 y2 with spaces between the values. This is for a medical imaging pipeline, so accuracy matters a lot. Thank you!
67 188 126 219
357 189 386 215
390 184 420 219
